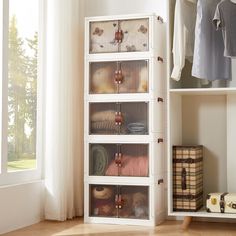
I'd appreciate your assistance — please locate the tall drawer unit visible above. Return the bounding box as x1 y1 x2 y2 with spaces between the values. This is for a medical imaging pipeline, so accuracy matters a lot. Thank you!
84 14 166 226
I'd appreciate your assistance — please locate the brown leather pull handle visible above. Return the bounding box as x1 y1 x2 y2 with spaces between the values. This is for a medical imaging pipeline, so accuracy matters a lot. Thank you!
115 112 123 126
157 16 164 23
115 153 122 167
181 168 187 190
115 30 123 43
157 56 164 63
115 194 119 209
118 195 124 209
158 138 163 143
114 69 123 84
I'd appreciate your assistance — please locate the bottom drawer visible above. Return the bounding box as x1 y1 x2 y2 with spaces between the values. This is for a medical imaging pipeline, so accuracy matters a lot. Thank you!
89 184 149 219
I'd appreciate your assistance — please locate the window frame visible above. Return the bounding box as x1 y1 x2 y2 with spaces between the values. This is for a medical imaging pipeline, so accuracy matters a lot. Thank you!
0 0 45 186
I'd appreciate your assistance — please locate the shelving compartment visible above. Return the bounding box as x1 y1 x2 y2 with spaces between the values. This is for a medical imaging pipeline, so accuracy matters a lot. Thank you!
89 184 149 219
89 18 149 54
89 143 149 177
89 102 149 135
89 60 149 94
168 0 236 91
168 93 236 218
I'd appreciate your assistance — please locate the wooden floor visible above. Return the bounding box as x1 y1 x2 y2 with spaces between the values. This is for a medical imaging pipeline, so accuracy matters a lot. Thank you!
3 218 236 236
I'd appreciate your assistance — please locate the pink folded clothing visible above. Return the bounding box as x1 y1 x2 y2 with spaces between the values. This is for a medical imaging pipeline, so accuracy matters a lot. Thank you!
105 155 148 177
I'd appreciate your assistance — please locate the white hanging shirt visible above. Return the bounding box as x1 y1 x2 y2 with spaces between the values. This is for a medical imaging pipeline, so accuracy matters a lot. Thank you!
171 0 197 81
192 0 231 81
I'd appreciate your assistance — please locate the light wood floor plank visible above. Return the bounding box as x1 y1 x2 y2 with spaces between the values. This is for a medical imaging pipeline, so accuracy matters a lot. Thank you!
2 218 236 236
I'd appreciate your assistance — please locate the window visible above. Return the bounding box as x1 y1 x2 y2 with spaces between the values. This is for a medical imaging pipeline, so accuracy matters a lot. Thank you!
0 0 43 185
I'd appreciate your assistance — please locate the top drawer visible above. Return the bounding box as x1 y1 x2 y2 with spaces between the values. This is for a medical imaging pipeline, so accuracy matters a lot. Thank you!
89 18 149 54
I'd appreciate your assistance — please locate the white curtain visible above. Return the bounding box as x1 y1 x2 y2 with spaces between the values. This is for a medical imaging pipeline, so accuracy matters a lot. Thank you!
44 0 84 220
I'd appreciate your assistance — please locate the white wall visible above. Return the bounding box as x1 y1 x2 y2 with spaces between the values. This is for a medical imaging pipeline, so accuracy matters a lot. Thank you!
0 181 44 234
85 0 167 20
182 95 227 200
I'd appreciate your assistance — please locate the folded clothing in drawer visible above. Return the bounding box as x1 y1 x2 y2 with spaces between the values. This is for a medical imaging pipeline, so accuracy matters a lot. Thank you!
105 155 148 177
207 193 236 213
90 110 127 134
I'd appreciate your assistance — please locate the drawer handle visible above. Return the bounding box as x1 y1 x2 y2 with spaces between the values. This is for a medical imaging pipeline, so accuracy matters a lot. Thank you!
158 179 164 185
157 16 164 23
115 153 122 167
118 195 124 209
115 112 123 126
181 168 187 190
115 194 119 209
158 138 163 143
157 97 164 103
114 69 123 84
115 194 124 209
115 29 123 43
157 57 164 63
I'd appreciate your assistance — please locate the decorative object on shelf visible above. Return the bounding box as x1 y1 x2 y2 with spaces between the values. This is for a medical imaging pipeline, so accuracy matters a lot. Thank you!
173 145 203 212
92 186 116 217
105 155 148 177
132 192 149 219
206 193 236 213
90 145 109 176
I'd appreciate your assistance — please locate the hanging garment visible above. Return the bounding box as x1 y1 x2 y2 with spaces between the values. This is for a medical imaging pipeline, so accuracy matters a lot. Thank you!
192 0 231 81
171 0 197 81
213 0 236 58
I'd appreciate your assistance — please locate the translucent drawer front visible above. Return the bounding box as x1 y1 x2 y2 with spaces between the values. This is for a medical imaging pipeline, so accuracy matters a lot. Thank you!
89 60 149 94
89 18 149 54
89 184 149 219
119 185 149 219
89 144 149 177
90 185 118 218
89 102 149 135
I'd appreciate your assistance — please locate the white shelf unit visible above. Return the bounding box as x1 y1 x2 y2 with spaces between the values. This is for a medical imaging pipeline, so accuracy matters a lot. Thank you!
84 14 166 226
167 0 236 219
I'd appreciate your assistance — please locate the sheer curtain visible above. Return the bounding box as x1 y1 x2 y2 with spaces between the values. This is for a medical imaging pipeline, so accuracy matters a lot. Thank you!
44 0 84 220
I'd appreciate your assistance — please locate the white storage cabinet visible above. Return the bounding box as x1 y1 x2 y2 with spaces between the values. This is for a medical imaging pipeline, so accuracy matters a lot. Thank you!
84 14 166 226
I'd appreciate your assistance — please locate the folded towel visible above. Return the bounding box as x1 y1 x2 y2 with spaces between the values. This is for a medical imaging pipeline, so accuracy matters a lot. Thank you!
90 145 109 176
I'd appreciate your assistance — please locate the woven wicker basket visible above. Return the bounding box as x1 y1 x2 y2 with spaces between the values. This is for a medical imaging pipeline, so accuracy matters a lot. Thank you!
173 145 203 212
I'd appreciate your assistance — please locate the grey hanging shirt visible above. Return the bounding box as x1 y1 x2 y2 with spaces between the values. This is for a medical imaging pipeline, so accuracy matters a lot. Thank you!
213 0 236 58
192 0 231 81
